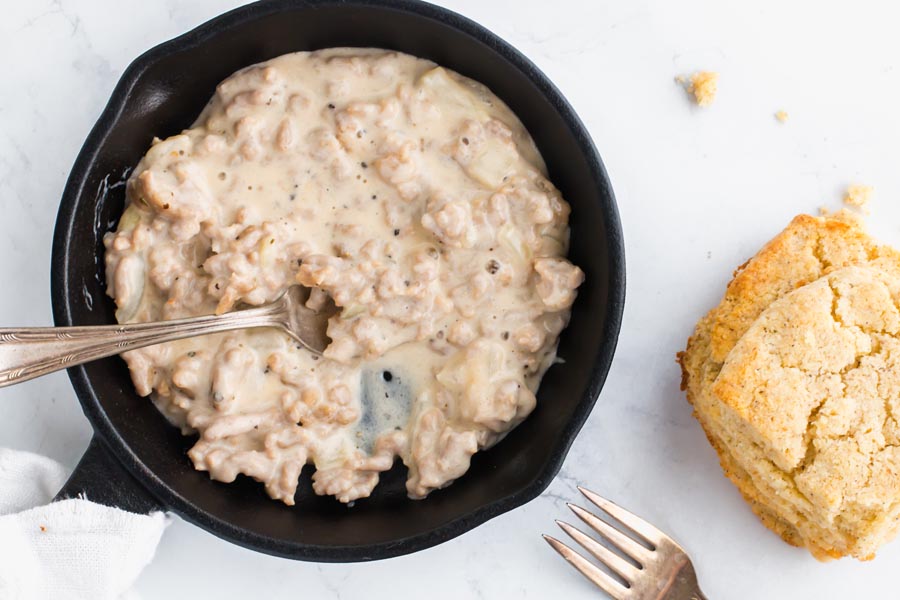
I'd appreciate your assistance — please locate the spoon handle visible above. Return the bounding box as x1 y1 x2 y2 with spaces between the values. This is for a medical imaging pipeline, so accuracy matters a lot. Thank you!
0 305 284 389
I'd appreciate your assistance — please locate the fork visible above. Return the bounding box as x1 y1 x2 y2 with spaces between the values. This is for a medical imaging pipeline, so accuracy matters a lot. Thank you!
544 487 708 600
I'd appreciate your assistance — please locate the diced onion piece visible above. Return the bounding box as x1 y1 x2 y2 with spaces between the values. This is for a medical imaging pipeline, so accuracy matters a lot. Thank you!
465 137 518 189
539 234 566 257
117 204 143 232
258 236 278 269
419 68 480 113
114 255 146 323
340 304 366 320
498 224 532 265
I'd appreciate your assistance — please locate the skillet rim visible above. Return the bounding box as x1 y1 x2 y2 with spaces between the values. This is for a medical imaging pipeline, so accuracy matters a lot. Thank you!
50 0 626 561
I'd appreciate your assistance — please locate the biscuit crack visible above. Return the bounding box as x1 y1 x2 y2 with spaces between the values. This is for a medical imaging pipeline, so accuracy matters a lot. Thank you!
875 362 899 446
794 397 828 475
813 232 833 272
828 278 843 328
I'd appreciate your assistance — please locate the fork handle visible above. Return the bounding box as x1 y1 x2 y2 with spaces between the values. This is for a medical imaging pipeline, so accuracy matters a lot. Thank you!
0 305 283 389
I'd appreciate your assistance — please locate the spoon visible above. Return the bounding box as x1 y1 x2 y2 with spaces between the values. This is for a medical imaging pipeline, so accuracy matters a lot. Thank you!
0 285 337 388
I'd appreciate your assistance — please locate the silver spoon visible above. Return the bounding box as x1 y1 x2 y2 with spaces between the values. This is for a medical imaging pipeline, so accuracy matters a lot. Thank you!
0 285 337 388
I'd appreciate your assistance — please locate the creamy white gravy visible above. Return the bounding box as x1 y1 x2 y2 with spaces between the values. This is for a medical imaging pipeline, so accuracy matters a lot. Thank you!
104 48 583 504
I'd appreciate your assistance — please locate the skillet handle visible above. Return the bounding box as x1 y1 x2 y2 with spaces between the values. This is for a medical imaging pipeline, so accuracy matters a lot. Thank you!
55 436 165 514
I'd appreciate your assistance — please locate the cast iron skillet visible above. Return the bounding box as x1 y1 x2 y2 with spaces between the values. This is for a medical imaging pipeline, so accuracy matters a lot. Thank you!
51 0 625 562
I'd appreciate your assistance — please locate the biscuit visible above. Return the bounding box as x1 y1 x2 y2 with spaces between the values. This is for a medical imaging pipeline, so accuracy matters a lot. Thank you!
679 214 900 560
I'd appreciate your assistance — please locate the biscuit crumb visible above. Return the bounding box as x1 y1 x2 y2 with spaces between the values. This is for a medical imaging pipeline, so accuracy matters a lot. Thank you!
844 184 873 209
775 110 789 123
683 71 718 107
818 206 864 226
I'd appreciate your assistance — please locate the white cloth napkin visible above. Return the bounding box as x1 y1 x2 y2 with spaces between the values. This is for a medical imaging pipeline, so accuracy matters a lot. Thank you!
0 448 168 600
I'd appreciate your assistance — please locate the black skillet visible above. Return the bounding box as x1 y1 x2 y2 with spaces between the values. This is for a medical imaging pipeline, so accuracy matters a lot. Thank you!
51 0 625 562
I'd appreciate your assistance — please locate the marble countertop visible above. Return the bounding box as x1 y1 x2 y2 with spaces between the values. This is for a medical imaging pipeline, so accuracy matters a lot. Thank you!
3 0 900 597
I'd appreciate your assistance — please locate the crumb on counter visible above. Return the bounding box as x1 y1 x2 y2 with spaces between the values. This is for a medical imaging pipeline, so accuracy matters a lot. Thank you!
39 525 47 533
775 110 789 123
844 184 873 208
679 71 718 107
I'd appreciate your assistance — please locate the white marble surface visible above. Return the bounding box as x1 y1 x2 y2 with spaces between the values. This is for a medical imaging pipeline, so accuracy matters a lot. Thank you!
3 0 900 597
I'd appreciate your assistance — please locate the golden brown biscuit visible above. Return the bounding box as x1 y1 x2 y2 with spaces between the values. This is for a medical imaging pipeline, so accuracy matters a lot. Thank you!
679 214 900 560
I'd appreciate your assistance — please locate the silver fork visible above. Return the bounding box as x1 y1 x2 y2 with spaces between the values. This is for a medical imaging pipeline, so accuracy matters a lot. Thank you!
544 487 708 600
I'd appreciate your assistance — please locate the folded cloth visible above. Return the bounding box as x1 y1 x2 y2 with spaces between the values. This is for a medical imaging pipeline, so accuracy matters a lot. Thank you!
0 448 168 600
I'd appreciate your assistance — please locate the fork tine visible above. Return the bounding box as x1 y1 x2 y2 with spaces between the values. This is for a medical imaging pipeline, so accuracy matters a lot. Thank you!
578 487 664 546
568 503 652 564
556 520 641 584
543 534 630 600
